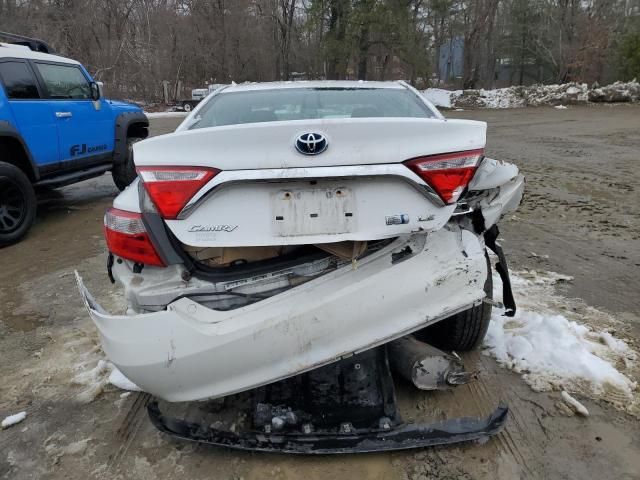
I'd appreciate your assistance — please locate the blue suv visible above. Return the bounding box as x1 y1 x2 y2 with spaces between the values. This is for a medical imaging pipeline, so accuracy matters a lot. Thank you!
0 33 148 245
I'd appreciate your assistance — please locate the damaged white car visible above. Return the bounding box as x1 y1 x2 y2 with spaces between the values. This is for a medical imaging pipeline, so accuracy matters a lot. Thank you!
77 81 524 453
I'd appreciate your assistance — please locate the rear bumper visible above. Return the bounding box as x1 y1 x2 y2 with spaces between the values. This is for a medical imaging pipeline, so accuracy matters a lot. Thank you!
147 400 508 454
77 227 487 402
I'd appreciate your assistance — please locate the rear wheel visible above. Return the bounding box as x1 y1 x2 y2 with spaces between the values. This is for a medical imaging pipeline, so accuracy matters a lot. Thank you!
0 162 36 246
183 102 192 112
112 137 143 191
415 253 493 351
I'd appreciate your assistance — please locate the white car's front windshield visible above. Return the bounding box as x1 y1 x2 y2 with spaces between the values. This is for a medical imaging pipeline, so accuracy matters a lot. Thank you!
189 87 436 129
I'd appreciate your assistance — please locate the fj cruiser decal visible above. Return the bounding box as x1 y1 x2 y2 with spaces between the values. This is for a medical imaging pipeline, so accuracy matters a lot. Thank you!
70 144 108 156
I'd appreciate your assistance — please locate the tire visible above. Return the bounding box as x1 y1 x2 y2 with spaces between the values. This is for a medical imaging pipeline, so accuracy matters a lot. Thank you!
0 161 36 246
415 253 493 351
183 102 192 112
112 137 143 191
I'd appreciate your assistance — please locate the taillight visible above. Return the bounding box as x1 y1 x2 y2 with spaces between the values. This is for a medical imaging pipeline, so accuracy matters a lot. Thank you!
104 208 164 266
137 166 219 219
404 149 484 204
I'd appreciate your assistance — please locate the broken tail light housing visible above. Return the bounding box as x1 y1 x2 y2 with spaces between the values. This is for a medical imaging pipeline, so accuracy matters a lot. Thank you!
404 149 484 204
137 166 219 219
104 208 164 266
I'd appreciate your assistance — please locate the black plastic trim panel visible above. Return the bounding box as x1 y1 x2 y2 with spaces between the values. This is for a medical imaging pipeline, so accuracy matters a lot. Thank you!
142 212 184 266
37 152 113 178
113 111 149 165
35 163 111 188
0 120 39 180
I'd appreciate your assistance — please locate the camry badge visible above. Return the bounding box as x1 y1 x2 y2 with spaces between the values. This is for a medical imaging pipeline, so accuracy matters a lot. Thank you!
188 225 238 233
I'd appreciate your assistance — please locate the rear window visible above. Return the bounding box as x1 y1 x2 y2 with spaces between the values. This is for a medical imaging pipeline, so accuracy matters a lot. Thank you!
0 61 40 99
189 87 435 129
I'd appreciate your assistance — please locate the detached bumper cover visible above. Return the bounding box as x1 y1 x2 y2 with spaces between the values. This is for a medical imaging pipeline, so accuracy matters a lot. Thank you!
148 400 508 454
76 228 487 402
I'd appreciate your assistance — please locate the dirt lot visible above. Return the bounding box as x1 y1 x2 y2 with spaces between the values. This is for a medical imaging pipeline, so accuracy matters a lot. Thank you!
1 105 639 480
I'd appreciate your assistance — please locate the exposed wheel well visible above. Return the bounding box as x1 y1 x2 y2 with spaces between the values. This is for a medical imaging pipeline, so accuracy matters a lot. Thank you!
0 136 36 182
127 122 149 140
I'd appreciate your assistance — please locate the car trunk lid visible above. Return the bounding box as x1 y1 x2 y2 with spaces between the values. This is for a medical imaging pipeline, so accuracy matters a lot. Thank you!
135 118 486 248
134 117 485 170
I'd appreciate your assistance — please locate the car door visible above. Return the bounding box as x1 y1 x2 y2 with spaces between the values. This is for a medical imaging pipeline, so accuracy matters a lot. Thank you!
31 61 113 168
0 59 60 169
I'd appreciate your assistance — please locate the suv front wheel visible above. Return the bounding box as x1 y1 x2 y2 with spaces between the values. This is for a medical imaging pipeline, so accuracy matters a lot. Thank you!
112 137 143 191
0 162 36 246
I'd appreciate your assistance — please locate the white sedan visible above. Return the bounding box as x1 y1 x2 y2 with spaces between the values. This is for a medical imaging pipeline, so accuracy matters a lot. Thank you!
78 80 524 404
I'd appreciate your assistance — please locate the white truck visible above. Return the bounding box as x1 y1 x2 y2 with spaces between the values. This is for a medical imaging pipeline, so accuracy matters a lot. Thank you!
178 84 225 112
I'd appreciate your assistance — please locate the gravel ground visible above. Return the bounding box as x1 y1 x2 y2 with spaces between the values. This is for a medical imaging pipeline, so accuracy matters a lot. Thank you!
1 105 639 480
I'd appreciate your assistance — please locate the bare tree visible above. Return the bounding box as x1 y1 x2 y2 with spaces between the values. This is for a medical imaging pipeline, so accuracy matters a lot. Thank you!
0 0 635 100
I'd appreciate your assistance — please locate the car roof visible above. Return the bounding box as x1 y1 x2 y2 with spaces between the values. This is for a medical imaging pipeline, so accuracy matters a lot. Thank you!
221 80 406 93
0 43 80 65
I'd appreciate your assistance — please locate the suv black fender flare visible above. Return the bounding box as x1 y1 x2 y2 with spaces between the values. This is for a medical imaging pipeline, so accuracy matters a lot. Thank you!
0 120 39 181
113 111 149 166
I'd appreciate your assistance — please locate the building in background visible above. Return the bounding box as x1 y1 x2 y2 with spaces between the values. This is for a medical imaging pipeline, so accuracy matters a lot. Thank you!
438 37 464 86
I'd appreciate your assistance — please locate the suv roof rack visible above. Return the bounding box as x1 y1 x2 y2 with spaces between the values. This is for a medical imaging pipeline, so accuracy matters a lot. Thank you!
0 31 55 54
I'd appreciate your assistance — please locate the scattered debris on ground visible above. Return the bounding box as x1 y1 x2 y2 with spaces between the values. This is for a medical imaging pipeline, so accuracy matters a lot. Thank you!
425 80 640 109
1 411 27 429
561 391 589 416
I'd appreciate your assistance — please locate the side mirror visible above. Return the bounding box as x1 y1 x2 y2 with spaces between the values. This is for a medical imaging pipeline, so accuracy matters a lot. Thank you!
96 81 104 98
90 82 101 101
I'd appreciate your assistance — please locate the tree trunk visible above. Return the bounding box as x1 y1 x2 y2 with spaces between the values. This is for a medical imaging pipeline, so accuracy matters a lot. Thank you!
519 9 527 86
326 0 349 80
462 0 498 89
357 23 369 80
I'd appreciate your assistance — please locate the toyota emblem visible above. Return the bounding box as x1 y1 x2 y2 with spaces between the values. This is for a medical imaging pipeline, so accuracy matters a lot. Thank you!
295 132 328 155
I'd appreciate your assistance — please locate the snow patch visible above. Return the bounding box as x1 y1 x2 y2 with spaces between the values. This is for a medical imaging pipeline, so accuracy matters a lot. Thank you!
423 88 452 108
1 411 26 429
424 80 640 109
72 359 142 402
485 308 634 394
484 269 638 413
589 80 640 102
44 434 92 463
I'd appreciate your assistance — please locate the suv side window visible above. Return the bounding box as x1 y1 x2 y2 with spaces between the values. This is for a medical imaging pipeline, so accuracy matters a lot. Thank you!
0 61 41 99
34 63 91 99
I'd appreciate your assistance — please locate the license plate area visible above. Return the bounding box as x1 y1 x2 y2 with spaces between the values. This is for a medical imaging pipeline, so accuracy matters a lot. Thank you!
272 187 355 236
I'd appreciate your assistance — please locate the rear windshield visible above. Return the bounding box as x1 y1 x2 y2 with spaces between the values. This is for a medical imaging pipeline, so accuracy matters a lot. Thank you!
189 87 435 129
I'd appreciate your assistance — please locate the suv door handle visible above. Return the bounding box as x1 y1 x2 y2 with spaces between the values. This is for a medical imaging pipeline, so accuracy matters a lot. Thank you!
55 111 73 118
